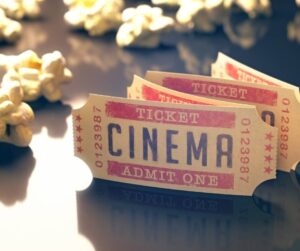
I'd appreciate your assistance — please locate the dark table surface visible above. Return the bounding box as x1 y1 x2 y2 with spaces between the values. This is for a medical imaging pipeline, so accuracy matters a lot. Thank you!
1 0 300 250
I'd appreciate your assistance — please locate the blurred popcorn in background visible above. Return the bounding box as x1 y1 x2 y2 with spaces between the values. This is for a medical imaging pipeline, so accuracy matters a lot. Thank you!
116 5 174 48
0 0 44 20
0 9 22 43
64 0 124 36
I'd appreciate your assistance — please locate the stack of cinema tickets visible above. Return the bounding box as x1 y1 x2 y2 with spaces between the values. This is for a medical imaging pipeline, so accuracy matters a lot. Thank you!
72 53 300 196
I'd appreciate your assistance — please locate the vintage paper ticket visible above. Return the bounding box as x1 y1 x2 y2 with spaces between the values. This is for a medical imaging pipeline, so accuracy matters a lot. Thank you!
72 94 277 196
128 75 246 107
211 52 298 90
145 71 300 172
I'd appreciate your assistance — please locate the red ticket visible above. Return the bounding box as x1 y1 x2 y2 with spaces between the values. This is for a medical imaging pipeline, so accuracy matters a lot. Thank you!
72 94 277 196
145 71 299 172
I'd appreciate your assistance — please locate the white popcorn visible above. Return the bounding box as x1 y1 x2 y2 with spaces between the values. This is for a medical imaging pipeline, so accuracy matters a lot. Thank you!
176 0 227 33
151 0 182 6
0 81 34 147
1 50 72 102
297 0 300 6
116 5 174 48
64 0 124 36
225 0 271 18
0 9 22 43
0 0 44 20
288 13 300 43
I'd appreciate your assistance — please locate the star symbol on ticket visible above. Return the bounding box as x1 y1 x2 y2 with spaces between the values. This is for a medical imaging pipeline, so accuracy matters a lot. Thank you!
265 132 274 141
76 125 83 133
76 136 83 143
77 146 83 153
264 144 273 152
264 166 273 174
75 115 82 122
264 155 273 163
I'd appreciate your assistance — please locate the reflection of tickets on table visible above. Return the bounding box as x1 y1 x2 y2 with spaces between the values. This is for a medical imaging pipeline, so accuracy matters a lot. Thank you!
77 172 300 251
73 94 276 196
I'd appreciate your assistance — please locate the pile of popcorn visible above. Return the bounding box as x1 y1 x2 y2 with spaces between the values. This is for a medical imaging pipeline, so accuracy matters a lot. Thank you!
0 50 72 147
0 0 44 43
63 0 276 48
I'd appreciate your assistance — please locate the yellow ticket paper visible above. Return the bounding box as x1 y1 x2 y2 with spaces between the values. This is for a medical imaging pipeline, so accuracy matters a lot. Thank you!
211 52 298 90
128 75 243 107
145 71 300 172
72 95 277 196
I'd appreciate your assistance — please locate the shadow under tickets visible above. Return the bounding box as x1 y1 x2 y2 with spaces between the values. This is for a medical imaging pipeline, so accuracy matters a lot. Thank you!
0 143 35 206
77 178 281 251
29 97 71 138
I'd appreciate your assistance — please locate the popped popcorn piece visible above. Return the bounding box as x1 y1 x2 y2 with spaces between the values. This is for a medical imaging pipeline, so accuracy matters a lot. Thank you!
1 50 72 102
151 0 181 6
0 9 22 43
288 13 300 43
176 0 227 33
225 0 271 18
64 0 124 36
0 0 44 20
116 5 174 48
297 0 300 7
0 81 34 147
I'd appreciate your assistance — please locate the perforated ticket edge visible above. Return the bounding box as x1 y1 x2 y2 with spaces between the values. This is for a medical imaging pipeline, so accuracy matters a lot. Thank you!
73 91 276 195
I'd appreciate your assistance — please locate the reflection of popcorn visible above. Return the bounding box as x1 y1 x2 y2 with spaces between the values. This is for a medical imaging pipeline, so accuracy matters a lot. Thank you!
14 23 47 52
64 0 124 36
116 5 174 48
151 0 181 6
0 0 44 20
0 9 22 43
67 36 119 71
0 81 34 146
176 0 227 33
2 50 73 102
223 13 269 49
225 0 271 18
177 42 213 74
288 13 300 43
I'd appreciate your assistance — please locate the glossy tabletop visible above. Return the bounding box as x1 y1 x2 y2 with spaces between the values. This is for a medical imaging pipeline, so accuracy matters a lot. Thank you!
1 0 300 250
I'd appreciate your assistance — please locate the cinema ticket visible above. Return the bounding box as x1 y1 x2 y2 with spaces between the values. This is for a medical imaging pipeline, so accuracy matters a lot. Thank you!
211 52 298 90
145 71 300 172
72 94 277 196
